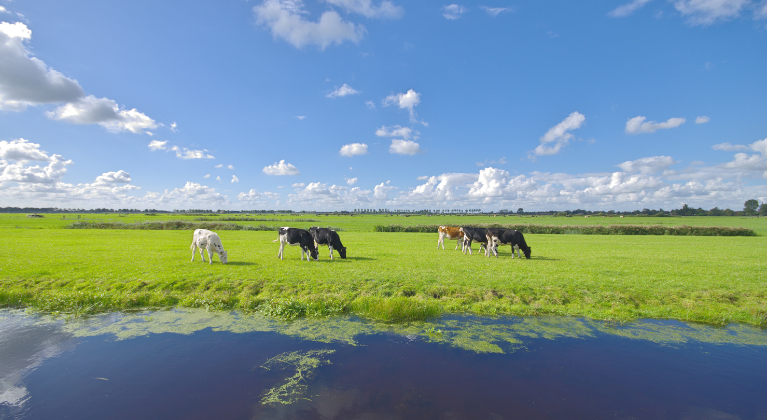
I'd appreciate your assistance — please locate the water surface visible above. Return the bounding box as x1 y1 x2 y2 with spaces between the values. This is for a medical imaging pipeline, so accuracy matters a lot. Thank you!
2 310 766 419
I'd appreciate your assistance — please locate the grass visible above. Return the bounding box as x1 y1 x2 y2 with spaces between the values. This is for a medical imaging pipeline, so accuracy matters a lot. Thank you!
2 224 766 326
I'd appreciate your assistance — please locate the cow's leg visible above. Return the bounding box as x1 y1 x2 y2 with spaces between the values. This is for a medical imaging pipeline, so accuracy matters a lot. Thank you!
278 242 285 260
485 235 492 257
329 245 334 260
314 241 320 257
437 234 443 250
191 242 196 262
454 238 460 251
207 246 214 264
200 245 206 263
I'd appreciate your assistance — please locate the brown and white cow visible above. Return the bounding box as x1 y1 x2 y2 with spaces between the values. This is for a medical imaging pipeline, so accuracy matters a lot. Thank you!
437 226 464 250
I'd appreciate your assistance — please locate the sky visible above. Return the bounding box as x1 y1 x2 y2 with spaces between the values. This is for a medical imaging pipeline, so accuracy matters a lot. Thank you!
1 0 766 212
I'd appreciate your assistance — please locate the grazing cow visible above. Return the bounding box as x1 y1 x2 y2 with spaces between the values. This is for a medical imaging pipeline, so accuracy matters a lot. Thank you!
190 229 228 264
485 228 531 259
309 227 347 260
275 227 318 261
461 227 488 255
437 226 464 250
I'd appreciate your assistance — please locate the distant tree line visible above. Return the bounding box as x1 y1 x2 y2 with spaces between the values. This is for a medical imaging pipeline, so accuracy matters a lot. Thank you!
3 200 765 215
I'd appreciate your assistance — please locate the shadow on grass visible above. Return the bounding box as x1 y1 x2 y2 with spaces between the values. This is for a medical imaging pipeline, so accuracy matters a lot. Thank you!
314 256 377 262
226 261 258 266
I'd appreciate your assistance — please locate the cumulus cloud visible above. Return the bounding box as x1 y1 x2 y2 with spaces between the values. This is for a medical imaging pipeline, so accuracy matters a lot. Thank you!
238 189 280 205
674 0 749 25
712 142 750 152
47 95 157 134
481 6 511 16
95 170 131 184
326 83 360 98
0 23 157 133
608 0 652 17
442 4 467 19
374 181 396 199
382 89 423 123
263 159 300 175
530 112 585 158
254 0 366 50
375 125 414 139
170 146 215 160
389 139 422 155
339 143 369 156
325 0 404 18
158 182 228 206
231 175 239 183
617 156 676 174
148 140 168 151
695 116 710 123
0 138 52 161
625 116 685 134
0 22 84 110
228 165 234 170
346 177 358 185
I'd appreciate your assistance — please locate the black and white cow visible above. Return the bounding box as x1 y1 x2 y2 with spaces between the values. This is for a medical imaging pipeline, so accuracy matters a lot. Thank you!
485 228 531 259
275 227 318 261
461 227 488 255
308 227 347 260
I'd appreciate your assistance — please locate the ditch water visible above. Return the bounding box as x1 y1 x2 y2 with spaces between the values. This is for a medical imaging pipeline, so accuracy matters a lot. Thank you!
2 309 767 420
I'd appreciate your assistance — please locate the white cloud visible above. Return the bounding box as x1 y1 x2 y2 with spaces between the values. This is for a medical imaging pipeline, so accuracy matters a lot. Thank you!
674 0 749 25
339 143 369 156
374 181 396 199
345 177 358 185
216 176 222 182
204 174 210 178
326 83 360 98
480 6 511 16
712 142 749 152
170 146 215 160
292 182 306 188
238 189 281 205
530 112 585 158
476 157 507 167
0 138 52 161
325 0 404 18
170 122 178 132
228 165 234 170
365 100 376 109
254 0 366 50
263 159 301 175
695 116 710 123
47 95 158 134
617 156 676 174
375 125 414 139
0 154 72 184
0 22 84 110
215 164 223 168
148 140 168 151
625 116 685 134
382 89 422 123
442 4 467 19
389 139 422 155
158 182 228 206
295 115 307 120
95 170 131 184
231 175 239 183
608 0 652 17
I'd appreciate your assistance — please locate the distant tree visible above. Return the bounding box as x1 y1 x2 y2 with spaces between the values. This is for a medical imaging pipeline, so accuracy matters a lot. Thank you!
517 208 524 214
759 202 767 216
708 207 723 216
744 199 759 215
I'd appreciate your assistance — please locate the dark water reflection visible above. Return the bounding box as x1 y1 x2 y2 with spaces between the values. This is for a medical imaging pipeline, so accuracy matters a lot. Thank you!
2 309 767 420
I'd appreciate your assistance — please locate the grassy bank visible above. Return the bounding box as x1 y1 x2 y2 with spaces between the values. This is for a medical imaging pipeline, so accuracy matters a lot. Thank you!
2 228 765 326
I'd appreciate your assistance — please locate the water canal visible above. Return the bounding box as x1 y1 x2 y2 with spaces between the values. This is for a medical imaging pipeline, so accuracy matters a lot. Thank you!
2 309 766 419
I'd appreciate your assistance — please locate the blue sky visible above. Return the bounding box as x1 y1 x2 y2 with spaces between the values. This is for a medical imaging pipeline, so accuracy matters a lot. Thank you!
1 0 766 211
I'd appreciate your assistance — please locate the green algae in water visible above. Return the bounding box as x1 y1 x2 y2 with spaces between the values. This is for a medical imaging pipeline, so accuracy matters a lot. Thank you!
259 349 336 406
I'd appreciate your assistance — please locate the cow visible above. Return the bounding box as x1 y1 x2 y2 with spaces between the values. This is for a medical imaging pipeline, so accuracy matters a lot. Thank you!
308 227 347 260
437 226 464 250
275 227 318 261
190 229 228 264
461 227 488 255
485 228 531 259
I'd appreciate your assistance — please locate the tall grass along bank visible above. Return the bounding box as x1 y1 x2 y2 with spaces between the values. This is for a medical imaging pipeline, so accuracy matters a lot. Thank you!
374 224 756 236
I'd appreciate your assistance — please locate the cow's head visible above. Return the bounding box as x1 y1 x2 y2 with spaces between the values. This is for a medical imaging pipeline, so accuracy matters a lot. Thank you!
219 250 228 264
338 246 347 259
309 248 318 261
522 246 531 259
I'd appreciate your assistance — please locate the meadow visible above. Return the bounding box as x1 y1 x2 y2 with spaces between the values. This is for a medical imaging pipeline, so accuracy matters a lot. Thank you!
1 213 766 326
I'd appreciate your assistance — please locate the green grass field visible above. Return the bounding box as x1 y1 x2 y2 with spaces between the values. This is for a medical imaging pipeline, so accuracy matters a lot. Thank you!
2 213 766 326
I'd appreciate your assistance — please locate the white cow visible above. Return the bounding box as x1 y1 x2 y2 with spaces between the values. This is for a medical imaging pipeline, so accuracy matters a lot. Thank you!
190 229 228 264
